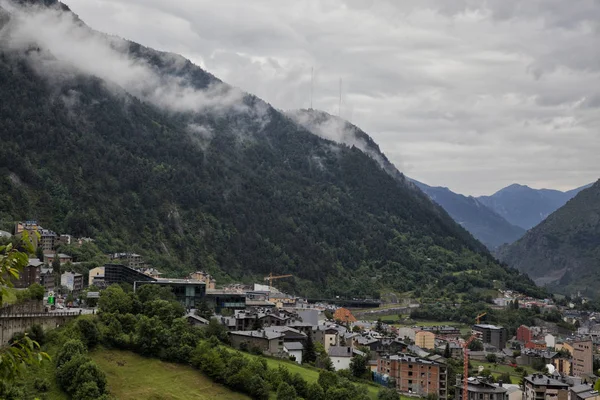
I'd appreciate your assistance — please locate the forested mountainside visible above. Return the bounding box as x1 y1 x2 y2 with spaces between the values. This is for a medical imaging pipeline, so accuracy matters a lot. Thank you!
413 182 526 249
498 180 600 297
0 0 543 299
477 183 593 230
288 110 526 250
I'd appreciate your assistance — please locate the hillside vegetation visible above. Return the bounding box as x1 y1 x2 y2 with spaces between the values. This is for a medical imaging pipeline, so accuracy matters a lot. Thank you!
498 180 600 296
0 0 543 299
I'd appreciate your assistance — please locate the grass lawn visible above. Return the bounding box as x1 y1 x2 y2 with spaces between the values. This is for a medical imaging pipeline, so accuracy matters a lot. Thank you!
3 287 17 305
244 352 384 400
91 349 250 400
471 360 536 384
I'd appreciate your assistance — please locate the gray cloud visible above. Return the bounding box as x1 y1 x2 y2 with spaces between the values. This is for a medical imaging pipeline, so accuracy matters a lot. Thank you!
23 0 600 195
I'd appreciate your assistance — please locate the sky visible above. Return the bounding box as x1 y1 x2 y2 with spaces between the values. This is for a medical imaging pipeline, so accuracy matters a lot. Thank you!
62 0 600 196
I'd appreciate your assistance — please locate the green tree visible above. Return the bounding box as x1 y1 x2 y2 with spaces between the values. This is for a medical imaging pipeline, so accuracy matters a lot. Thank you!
304 331 317 364
35 246 44 263
469 340 483 351
378 388 400 400
318 370 339 392
443 343 451 358
350 354 369 379
76 318 101 348
27 282 45 300
306 382 325 400
276 382 297 400
52 255 62 290
486 353 497 363
98 284 133 314
195 299 213 320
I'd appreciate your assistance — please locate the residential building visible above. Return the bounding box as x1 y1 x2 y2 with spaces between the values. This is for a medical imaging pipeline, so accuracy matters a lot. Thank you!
13 259 43 288
328 346 365 371
472 324 507 350
40 267 54 292
415 331 436 349
229 330 284 356
189 271 216 289
204 290 246 314
566 340 594 376
421 326 461 336
109 252 144 268
60 272 84 292
455 377 508 400
377 355 448 399
283 342 304 364
545 334 556 349
571 384 600 400
517 325 532 343
313 325 339 352
58 234 72 246
263 326 307 344
553 358 572 376
522 374 569 400
333 308 356 323
88 266 105 287
39 229 57 252
14 221 40 249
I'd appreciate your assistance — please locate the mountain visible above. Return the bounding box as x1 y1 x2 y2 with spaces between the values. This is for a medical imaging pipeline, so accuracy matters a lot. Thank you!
0 0 543 299
413 181 526 249
477 183 592 230
498 180 600 297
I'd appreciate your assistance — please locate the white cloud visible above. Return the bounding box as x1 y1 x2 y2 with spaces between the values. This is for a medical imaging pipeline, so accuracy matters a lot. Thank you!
9 0 600 195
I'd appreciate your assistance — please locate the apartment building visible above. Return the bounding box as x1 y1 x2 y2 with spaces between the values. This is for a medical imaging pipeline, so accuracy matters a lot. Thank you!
456 377 508 400
472 324 507 350
377 355 448 399
564 340 593 376
522 374 569 400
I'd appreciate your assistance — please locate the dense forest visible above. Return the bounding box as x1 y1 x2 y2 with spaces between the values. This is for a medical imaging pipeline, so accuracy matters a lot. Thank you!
0 0 544 299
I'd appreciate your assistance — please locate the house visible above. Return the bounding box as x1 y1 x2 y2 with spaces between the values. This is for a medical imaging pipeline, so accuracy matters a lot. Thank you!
377 354 448 399
333 308 357 324
283 342 304 364
571 384 600 400
44 253 72 265
525 340 548 350
186 313 210 327
415 331 436 349
472 324 507 350
109 252 144 268
88 266 105 287
229 330 284 356
328 346 365 371
522 374 569 400
188 271 216 289
545 334 556 348
397 327 417 341
60 272 84 292
39 229 57 252
40 267 54 292
504 384 523 400
13 259 43 288
263 326 307 344
455 376 508 400
313 325 339 352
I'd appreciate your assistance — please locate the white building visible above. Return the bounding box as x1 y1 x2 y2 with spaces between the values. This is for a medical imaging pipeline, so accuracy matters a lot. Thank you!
328 346 365 371
284 342 303 364
545 334 556 348
397 327 416 341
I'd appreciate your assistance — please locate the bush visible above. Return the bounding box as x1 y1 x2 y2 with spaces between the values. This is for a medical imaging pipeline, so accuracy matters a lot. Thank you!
33 377 50 392
55 339 87 368
76 319 100 349
276 382 297 400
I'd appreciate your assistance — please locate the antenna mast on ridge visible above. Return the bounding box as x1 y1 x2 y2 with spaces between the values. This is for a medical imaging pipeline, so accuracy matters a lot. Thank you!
339 77 342 117
310 67 314 110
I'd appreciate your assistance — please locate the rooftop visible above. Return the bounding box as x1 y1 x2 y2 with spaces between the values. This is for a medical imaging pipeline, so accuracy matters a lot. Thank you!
229 330 284 340
524 374 569 388
284 342 304 351
473 324 503 330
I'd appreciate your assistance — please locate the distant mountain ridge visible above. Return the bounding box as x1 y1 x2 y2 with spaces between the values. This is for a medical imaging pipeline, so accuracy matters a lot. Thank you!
498 180 600 297
477 183 593 230
413 181 526 249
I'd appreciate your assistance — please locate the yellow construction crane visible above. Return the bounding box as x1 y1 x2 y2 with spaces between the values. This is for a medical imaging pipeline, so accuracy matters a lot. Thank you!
475 312 487 324
263 273 293 291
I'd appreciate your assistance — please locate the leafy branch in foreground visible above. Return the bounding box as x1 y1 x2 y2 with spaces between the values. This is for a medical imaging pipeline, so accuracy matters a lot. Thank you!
0 232 50 385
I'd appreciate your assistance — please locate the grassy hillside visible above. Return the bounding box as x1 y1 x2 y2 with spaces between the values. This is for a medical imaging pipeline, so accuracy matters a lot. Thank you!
91 349 249 400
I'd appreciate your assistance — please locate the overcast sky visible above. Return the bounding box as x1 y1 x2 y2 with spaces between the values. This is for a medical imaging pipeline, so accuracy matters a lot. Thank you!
64 0 599 196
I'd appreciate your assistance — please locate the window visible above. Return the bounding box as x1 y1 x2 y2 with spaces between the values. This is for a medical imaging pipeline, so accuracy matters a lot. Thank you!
409 372 413 376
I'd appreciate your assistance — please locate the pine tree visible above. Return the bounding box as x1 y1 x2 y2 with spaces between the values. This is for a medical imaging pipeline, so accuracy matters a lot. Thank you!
443 343 451 358
304 331 317 364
